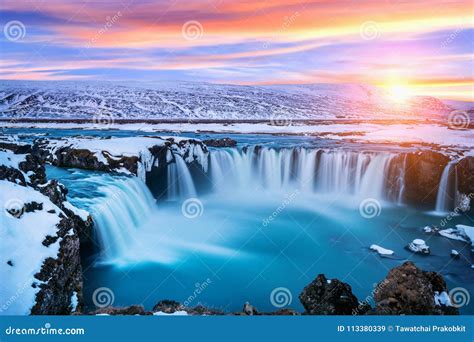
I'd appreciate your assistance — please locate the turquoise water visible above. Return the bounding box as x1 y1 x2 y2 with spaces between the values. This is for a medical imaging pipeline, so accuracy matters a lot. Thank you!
47 165 474 314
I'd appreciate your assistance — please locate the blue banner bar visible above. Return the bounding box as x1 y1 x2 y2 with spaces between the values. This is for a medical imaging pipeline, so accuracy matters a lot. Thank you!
1 316 472 342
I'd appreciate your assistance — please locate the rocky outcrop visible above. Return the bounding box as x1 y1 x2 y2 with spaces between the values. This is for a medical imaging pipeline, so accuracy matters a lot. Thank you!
203 138 237 147
457 156 474 196
0 142 92 315
396 151 450 206
299 274 360 315
374 262 458 315
33 140 139 174
152 300 184 314
93 305 149 316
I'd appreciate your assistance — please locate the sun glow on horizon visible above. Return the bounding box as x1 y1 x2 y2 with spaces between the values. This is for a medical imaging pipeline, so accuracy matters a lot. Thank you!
387 84 413 103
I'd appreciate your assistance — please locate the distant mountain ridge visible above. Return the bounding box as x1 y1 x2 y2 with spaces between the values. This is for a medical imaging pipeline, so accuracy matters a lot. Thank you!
0 80 469 121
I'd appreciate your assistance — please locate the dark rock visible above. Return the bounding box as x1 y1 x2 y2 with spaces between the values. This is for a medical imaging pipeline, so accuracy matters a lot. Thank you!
457 156 474 196
24 201 43 213
152 300 184 314
31 223 84 314
299 274 360 315
203 138 237 147
186 305 224 316
374 261 459 315
268 308 300 315
243 301 259 315
0 165 27 185
93 305 148 316
401 151 450 206
38 180 68 207
0 143 88 315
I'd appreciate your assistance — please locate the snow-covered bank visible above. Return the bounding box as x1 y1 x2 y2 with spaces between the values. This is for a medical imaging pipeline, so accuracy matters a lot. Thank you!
0 180 62 314
3 121 473 151
0 144 92 315
36 136 209 180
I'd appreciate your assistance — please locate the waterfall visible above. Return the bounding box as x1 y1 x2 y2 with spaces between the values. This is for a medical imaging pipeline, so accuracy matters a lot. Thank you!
205 147 400 200
90 177 156 261
167 154 197 200
435 160 458 213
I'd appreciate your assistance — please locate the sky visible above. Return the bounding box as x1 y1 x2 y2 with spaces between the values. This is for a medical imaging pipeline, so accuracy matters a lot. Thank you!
0 0 473 101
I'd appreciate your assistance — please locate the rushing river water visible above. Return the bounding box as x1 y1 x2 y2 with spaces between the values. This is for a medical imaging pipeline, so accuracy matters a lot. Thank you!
39 127 473 314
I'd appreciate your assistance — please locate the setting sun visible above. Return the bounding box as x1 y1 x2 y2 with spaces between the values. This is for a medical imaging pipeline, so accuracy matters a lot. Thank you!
388 84 412 103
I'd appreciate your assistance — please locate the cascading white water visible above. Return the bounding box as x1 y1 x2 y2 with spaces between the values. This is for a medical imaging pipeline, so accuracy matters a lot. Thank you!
167 154 197 200
207 147 401 200
90 177 156 260
435 160 458 213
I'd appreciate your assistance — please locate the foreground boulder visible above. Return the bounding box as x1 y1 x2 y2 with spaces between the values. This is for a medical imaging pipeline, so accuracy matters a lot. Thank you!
374 261 458 315
299 274 360 315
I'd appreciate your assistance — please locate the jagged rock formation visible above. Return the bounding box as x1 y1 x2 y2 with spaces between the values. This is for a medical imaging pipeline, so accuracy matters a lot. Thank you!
457 156 474 196
398 151 450 206
0 141 92 315
299 274 360 315
202 138 237 147
374 262 458 315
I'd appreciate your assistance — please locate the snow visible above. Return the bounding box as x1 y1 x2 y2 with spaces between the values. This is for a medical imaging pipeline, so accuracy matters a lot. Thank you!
0 180 63 315
439 225 474 245
370 244 394 255
0 80 455 121
413 239 426 245
40 136 209 180
152 310 188 316
64 201 90 221
434 291 453 306
0 150 26 169
456 224 474 245
3 121 474 150
439 228 469 242
70 291 79 312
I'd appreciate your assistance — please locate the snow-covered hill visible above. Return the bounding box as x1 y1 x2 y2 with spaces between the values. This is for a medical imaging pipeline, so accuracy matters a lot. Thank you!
0 80 463 121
